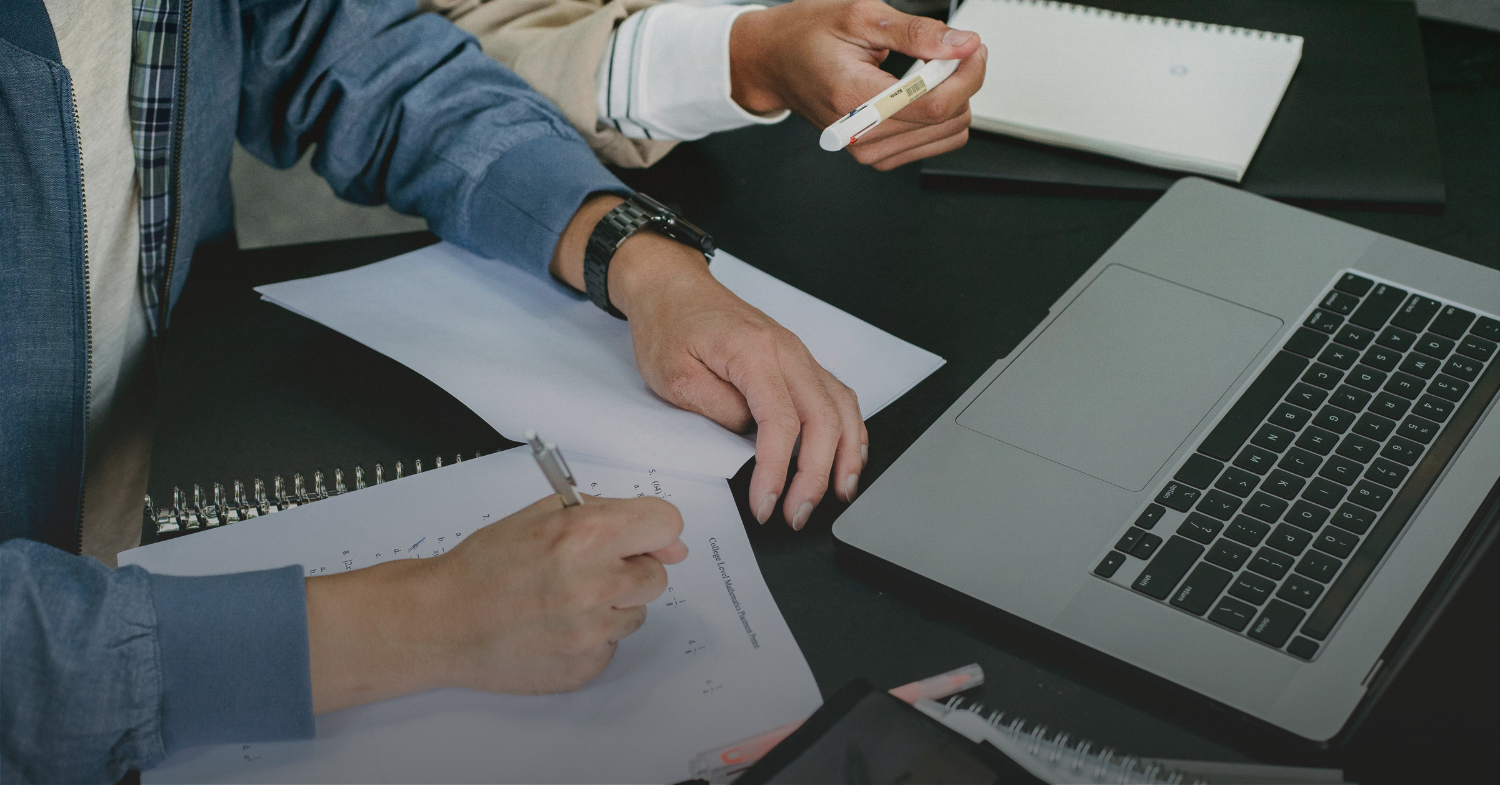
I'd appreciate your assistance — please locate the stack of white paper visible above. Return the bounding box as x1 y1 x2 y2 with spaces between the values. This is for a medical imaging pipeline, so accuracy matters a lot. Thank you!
121 450 822 783
258 242 944 478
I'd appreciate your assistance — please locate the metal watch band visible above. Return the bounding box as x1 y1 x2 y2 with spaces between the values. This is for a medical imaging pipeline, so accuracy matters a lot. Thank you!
583 194 714 319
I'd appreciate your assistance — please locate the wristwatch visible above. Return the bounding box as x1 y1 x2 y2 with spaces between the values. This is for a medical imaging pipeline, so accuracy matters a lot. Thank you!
583 193 715 319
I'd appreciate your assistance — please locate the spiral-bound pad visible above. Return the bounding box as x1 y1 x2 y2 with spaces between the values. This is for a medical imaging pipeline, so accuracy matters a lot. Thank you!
950 0 1303 181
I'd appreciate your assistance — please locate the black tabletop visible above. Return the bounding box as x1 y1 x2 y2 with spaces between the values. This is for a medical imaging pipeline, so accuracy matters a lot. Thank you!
146 17 1498 784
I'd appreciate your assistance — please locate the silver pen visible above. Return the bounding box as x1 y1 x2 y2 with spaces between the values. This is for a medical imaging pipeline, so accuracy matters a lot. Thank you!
526 430 584 507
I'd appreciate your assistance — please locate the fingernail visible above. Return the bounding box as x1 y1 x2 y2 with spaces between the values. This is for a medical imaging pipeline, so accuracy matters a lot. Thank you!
860 443 868 465
791 502 813 531
943 29 975 47
979 43 988 62
844 475 858 501
756 493 777 524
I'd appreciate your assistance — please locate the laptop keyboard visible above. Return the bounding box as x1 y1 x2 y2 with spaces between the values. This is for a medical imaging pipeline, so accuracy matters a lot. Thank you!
1092 270 1499 662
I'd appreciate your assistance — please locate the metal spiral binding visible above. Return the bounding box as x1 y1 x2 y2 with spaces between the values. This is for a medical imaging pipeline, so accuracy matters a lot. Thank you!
144 451 494 538
1001 0 1300 43
941 695 1205 785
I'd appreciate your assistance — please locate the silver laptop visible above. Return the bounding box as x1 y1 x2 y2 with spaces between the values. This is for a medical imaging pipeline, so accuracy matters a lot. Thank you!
833 178 1499 743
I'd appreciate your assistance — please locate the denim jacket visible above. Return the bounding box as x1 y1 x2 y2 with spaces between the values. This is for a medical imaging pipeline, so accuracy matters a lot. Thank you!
0 0 626 780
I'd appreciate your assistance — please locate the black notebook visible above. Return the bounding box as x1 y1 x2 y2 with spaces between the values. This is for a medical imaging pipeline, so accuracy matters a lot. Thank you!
922 0 1445 212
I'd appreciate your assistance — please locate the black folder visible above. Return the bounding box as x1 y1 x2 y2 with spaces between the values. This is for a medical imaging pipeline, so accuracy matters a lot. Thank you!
921 0 1445 212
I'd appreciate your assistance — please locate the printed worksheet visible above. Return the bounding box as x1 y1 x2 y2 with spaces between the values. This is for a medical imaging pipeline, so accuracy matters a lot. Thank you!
119 449 821 783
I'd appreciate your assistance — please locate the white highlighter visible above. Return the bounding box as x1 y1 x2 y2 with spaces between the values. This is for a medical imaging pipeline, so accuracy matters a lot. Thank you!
819 58 960 152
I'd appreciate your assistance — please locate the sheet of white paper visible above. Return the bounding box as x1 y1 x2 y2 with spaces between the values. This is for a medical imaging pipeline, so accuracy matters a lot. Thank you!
120 450 822 784
255 243 943 478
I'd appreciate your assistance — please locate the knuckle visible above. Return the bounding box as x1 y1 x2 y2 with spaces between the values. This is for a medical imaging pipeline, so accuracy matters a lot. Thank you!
844 0 881 29
908 15 941 45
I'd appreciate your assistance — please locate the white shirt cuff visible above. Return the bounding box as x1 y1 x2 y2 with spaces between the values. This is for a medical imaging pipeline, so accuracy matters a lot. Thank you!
595 3 790 142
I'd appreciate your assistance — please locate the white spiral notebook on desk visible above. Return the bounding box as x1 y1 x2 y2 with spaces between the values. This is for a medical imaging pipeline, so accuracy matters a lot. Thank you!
949 0 1303 181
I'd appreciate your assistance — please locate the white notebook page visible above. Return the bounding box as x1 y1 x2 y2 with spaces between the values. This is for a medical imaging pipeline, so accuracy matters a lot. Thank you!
953 0 1302 181
120 449 822 783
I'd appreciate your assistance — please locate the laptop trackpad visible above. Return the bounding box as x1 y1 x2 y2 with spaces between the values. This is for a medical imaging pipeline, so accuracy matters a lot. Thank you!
957 265 1282 491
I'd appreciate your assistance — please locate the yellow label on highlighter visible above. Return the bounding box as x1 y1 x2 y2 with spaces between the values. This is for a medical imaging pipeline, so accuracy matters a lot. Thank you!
874 76 928 120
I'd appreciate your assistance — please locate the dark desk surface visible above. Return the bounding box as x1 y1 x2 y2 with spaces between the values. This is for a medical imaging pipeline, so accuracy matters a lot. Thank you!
147 17 1497 784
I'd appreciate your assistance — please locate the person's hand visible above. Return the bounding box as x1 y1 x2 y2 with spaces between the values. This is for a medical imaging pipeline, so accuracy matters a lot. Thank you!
306 495 687 714
551 196 868 530
729 0 986 171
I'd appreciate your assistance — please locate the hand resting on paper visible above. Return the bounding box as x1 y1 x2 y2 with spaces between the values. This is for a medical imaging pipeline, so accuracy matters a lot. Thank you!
552 195 868 531
730 0 987 171
306 495 687 714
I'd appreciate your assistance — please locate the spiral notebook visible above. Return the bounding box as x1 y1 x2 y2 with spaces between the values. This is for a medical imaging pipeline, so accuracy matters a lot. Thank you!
948 0 1303 181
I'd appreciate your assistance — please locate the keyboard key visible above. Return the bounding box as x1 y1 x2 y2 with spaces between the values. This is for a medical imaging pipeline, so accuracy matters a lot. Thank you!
1349 480 1394 510
1251 423 1296 453
1320 290 1361 315
1457 334 1496 362
1132 536 1205 600
1278 448 1321 478
1329 385 1372 413
1249 600 1307 648
1302 363 1343 390
1414 394 1454 422
1285 327 1330 358
1196 490 1242 521
1134 504 1166 530
1261 470 1305 500
1333 324 1375 351
1249 547 1295 580
1314 525 1360 559
1361 346 1401 373
1334 273 1374 296
1214 466 1260 497
1402 353 1441 380
1295 426 1338 455
1352 411 1397 441
1415 333 1456 359
1304 310 1343 334
1381 436 1423 467
1349 283 1408 330
1304 478 1348 509
1335 433 1380 463
1234 445 1278 475
1229 571 1276 605
1317 343 1359 371
1095 551 1127 577
1132 532 1163 559
1285 501 1330 531
1278 574 1326 608
1205 539 1252 571
1198 352 1309 461
1318 455 1364 486
1178 513 1225 544
1117 527 1144 553
1428 374 1469 402
1346 365 1387 392
1384 371 1424 399
1331 503 1377 535
1369 392 1411 419
1312 406 1356 433
1174 454 1224 489
1376 325 1417 353
1474 316 1500 342
1443 355 1482 382
1170 563 1233 615
1295 550 1342 584
1286 382 1328 410
1226 515 1272 547
1269 403 1313 431
1268 522 1314 555
1155 481 1201 512
1287 636 1320 661
1243 492 1289 523
1209 596 1258 631
1391 295 1442 333
1428 305 1475 339
1365 458 1409 488
1398 415 1439 444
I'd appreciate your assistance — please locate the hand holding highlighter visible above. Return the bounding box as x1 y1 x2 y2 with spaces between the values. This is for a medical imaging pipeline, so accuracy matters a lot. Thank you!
820 58 961 151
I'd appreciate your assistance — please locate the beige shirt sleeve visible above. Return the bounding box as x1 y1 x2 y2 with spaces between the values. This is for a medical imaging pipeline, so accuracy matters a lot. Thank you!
425 0 678 168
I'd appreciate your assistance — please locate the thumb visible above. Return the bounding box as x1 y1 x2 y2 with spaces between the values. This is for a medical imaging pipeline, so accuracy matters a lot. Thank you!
851 2 981 61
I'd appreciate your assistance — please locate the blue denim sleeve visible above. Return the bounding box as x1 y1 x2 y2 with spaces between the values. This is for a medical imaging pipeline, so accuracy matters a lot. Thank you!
236 0 629 278
0 540 313 783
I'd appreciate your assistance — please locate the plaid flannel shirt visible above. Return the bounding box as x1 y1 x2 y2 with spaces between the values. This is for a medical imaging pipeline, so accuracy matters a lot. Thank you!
129 0 180 330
